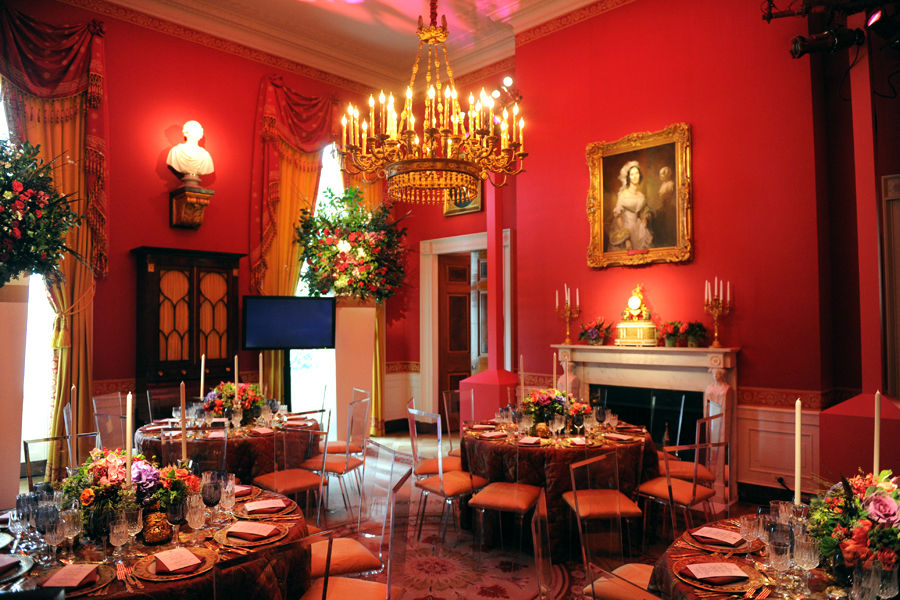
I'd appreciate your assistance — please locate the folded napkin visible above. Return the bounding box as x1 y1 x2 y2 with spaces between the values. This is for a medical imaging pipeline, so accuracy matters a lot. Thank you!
518 436 541 445
234 485 253 498
678 562 748 585
470 424 495 430
605 433 634 441
211 418 229 425
205 430 226 439
249 427 274 436
244 498 290 515
143 425 166 432
690 526 744 547
153 418 178 424
568 437 587 446
0 555 19 576
479 431 506 439
41 563 99 588
0 510 11 523
155 547 202 574
226 521 279 541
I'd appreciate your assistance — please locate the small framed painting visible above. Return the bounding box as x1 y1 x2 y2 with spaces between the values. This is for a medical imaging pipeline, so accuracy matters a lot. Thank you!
443 183 482 216
586 123 693 268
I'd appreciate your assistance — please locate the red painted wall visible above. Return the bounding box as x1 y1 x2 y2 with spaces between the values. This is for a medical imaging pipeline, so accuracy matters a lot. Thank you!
10 0 357 383
514 0 825 389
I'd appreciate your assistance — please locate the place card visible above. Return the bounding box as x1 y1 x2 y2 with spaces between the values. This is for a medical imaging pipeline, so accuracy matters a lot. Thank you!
41 563 99 588
518 436 541 445
154 548 202 574
569 437 587 446
250 427 274 436
143 425 166 432
244 498 289 514
479 431 506 439
211 418 229 425
227 521 278 541
205 430 226 439
0 555 19 576
691 526 744 547
234 485 253 497
470 424 495 430
685 562 748 583
605 433 634 441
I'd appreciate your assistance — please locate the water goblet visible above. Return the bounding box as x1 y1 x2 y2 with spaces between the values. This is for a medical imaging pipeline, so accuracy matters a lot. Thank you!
185 494 206 545
768 539 792 594
608 412 619 429
770 500 793 524
219 474 236 518
201 471 222 526
8 512 26 552
34 501 60 566
123 507 142 557
165 499 187 548
108 515 129 563
231 407 243 429
172 407 182 421
793 536 819 595
739 514 757 542
520 414 534 436
43 520 66 567
59 507 81 560
853 564 881 600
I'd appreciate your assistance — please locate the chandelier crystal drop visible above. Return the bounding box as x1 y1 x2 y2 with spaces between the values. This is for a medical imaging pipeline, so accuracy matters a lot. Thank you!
337 0 526 205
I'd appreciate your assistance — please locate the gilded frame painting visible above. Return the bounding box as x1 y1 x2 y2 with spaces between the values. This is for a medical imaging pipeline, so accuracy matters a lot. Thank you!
442 183 483 216
586 122 692 268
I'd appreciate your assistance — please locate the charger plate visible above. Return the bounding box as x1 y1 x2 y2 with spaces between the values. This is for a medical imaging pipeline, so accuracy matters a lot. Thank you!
234 486 262 503
43 564 115 598
132 547 216 582
0 555 34 585
672 556 763 594
682 530 765 554
214 522 289 548
234 498 297 520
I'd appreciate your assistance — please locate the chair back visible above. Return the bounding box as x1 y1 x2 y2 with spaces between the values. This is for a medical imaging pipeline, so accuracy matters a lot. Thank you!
660 439 727 507
406 405 446 481
94 412 126 450
384 467 412 599
23 433 98 490
346 391 370 461
441 390 460 455
159 425 228 473
91 392 123 417
276 408 329 522
569 449 624 566
531 489 553 599
358 439 399 558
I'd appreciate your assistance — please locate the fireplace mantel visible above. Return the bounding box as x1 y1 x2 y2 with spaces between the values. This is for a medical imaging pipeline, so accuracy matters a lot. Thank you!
551 344 739 398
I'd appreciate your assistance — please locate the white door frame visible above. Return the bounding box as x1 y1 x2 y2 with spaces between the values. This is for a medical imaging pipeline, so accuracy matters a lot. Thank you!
419 230 512 413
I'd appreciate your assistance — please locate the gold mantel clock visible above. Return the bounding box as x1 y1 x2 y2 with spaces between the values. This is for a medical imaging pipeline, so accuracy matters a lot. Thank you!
615 285 657 346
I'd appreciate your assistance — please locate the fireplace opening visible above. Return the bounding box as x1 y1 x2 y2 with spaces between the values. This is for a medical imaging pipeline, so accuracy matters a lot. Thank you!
589 384 703 447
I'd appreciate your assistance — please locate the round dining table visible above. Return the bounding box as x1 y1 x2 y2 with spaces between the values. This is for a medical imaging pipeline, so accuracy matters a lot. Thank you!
461 425 658 559
1 490 310 600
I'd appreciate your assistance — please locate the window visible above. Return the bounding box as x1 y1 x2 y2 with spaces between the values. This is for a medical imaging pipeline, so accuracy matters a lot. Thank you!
288 144 342 432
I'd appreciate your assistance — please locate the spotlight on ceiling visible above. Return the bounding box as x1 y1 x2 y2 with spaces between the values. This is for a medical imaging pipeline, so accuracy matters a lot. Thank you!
866 7 900 49
790 27 865 58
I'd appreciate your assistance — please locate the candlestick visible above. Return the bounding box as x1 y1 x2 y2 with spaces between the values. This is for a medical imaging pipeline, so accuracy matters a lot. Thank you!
126 392 133 485
556 296 582 345
519 355 525 407
555 290 559 310
703 277 733 348
875 390 881 474
180 382 187 462
552 353 557 389
576 288 580 307
794 398 801 504
70 384 77 466
200 354 205 399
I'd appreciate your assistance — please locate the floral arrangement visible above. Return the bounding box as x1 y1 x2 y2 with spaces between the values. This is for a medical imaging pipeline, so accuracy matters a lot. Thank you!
295 187 407 302
807 470 900 570
0 140 80 288
523 388 568 424
568 401 592 416
203 381 263 415
578 317 613 345
153 466 200 509
685 321 708 344
658 320 687 343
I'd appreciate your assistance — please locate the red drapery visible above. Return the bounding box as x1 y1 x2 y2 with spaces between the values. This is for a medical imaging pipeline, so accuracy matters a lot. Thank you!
249 75 334 292
0 6 109 277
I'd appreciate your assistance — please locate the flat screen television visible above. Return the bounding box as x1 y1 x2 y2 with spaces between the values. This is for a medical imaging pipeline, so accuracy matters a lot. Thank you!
242 296 336 350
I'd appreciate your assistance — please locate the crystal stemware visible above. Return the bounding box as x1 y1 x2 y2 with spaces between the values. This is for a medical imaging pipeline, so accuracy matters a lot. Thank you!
793 536 819 596
60 506 82 561
123 507 142 557
43 520 66 567
853 564 881 600
108 515 129 563
201 471 222 527
185 494 205 545
165 499 187 548
219 473 236 518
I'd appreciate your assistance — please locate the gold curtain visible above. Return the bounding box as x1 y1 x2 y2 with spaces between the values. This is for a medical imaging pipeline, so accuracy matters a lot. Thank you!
342 174 386 436
6 92 95 456
260 142 323 401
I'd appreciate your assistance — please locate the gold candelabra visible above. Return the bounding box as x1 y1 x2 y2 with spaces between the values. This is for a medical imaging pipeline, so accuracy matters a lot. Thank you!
704 296 733 348
557 302 581 345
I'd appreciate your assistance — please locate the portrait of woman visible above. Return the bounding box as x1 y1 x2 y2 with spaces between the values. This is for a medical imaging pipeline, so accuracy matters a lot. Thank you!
608 160 653 251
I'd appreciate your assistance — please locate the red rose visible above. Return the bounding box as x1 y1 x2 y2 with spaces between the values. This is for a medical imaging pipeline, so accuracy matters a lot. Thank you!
14 200 25 211
11 228 20 239
851 519 873 545
840 539 871 567
11 181 22 193
877 548 898 570
34 210 41 218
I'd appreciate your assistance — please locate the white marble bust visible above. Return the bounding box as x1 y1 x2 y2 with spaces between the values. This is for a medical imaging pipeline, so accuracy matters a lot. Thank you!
167 120 214 184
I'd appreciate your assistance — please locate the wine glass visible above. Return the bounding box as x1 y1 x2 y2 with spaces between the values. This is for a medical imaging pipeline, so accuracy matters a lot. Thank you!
34 501 60 566
793 536 819 595
166 499 187 548
185 494 206 545
768 538 792 594
520 414 534 437
219 474 236 518
59 505 81 561
43 520 66 567
550 414 565 444
123 507 142 557
607 412 619 429
108 515 129 563
201 471 222 527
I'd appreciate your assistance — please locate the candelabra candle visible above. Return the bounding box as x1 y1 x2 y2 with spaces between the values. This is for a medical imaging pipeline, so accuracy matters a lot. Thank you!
703 294 733 348
557 301 582 345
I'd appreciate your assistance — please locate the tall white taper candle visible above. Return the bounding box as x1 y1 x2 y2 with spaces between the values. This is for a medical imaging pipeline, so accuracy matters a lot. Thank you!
552 353 557 389
70 384 77 465
794 398 801 504
875 390 881 474
200 353 205 399
519 355 525 406
180 382 187 462
126 392 133 485
258 352 264 396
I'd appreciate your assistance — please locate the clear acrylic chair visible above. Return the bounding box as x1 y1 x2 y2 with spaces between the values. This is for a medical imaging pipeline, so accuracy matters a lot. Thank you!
301 467 412 600
406 398 462 479
441 389 475 458
23 433 99 490
582 564 660 600
407 406 487 542
159 425 228 473
531 489 553 600
91 392 123 417
94 412 126 450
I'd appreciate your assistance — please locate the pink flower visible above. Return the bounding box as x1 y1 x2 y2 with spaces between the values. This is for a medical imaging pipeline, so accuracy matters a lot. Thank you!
864 492 900 525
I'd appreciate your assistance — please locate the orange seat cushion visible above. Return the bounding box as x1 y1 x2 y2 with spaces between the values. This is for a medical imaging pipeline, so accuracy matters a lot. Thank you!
562 489 642 519
415 471 488 497
320 440 364 454
470 482 541 513
310 537 381 578
302 455 364 475
659 459 715 483
252 469 322 495
414 456 462 475
300 577 400 600
638 476 715 506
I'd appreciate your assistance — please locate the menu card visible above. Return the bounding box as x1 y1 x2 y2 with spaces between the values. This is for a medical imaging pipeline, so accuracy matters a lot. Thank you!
479 431 506 439
470 424 495 430
41 564 99 588
234 485 253 497
206 430 226 439
691 527 744 547
250 427 274 436
227 521 278 541
518 436 541 445
684 562 748 583
154 548 202 574
244 498 289 514
0 555 19 576
605 433 634 441
569 437 587 446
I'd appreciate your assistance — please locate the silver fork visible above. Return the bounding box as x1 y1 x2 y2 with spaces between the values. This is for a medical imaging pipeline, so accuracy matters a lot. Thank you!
124 565 144 589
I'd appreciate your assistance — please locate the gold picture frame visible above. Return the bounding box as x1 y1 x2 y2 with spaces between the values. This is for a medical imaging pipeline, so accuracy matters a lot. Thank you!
586 122 692 268
442 183 482 216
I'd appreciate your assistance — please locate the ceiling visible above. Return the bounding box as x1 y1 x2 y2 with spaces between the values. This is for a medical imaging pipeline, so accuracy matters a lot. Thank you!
105 0 604 89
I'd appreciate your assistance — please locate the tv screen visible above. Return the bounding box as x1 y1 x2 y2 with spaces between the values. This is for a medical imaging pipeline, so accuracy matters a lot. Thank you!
242 296 336 350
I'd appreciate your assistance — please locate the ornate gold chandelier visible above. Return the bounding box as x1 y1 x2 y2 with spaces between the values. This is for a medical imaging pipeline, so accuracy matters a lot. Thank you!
337 0 526 205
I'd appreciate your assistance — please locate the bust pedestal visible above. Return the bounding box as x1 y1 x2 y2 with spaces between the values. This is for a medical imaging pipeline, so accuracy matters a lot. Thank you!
170 186 214 229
